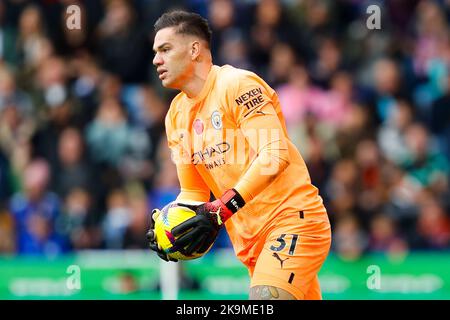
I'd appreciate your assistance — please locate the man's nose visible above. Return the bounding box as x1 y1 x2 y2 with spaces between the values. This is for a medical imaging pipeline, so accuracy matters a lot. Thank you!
153 53 162 66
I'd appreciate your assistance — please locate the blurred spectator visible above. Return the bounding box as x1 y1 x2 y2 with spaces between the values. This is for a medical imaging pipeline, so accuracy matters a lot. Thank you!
277 64 315 128
85 97 131 166
354 139 384 220
52 127 96 199
31 55 84 172
290 113 335 191
132 85 167 161
402 122 449 189
308 37 344 88
383 161 422 230
8 138 32 193
32 55 79 118
0 0 19 65
335 103 373 158
412 0 449 112
208 0 237 58
0 102 34 158
415 192 450 249
123 183 151 249
102 188 131 249
117 87 159 185
0 66 33 116
368 58 409 125
9 159 68 256
368 213 409 254
120 133 153 187
430 71 450 161
327 71 353 122
268 42 297 87
278 65 353 131
16 5 53 70
69 53 103 127
56 187 101 250
288 0 336 62
121 85 165 129
325 159 358 221
217 29 253 71
0 67 35 159
248 0 300 77
332 214 368 261
378 100 414 165
96 0 151 84
99 73 123 103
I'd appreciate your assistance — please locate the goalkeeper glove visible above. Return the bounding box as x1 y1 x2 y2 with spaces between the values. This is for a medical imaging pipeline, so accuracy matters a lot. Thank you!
172 189 245 255
146 208 178 262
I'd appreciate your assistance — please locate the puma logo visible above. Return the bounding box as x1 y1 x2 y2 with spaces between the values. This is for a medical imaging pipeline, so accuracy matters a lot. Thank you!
272 252 289 269
243 110 267 118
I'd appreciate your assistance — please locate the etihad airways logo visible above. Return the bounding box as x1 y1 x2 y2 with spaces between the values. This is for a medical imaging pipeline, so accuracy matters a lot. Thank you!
192 142 231 165
169 127 284 175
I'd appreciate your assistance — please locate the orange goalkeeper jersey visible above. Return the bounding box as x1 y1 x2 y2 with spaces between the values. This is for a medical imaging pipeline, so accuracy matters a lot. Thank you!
165 65 328 263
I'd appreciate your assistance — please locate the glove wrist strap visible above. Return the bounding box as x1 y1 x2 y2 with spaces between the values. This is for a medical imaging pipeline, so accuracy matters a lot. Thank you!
219 189 246 221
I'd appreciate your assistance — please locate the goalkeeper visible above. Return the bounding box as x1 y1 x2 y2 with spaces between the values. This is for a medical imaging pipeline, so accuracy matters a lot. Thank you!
147 11 331 300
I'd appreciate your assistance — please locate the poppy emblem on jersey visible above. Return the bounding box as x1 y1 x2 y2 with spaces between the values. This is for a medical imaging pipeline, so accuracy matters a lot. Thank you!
211 111 222 130
193 119 204 135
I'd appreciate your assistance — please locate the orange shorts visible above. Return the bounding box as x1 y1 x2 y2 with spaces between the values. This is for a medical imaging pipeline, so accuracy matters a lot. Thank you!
247 211 332 300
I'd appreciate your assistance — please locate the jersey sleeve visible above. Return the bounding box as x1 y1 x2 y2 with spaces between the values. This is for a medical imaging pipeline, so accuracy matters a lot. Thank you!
225 72 291 203
165 110 210 203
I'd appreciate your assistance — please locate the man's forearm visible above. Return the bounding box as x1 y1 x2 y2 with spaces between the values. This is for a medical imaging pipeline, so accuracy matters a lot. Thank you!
235 141 290 203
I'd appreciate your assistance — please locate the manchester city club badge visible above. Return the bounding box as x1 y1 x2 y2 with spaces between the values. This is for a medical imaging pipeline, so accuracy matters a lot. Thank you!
211 110 222 130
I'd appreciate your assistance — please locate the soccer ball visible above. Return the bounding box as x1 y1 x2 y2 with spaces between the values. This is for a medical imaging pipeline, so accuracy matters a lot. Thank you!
154 202 213 260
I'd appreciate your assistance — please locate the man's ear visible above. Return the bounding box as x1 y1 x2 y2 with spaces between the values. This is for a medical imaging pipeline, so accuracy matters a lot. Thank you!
191 41 201 61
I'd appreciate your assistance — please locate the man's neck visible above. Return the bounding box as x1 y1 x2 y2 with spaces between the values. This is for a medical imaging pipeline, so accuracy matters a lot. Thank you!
181 63 213 99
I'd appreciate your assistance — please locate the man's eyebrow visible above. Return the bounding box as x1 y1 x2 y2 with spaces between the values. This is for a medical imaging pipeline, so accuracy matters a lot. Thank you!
153 42 171 52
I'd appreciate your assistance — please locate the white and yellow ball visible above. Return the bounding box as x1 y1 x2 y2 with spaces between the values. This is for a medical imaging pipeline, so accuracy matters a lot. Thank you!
154 201 212 261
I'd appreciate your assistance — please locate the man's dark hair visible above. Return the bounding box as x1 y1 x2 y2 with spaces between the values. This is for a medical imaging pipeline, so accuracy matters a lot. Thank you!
154 11 212 48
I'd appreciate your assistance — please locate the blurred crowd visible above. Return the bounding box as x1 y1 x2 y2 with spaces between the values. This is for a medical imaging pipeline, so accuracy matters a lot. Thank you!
0 0 449 260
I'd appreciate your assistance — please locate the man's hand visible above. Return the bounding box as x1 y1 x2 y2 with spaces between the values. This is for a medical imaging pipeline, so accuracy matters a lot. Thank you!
172 189 245 255
146 208 178 262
